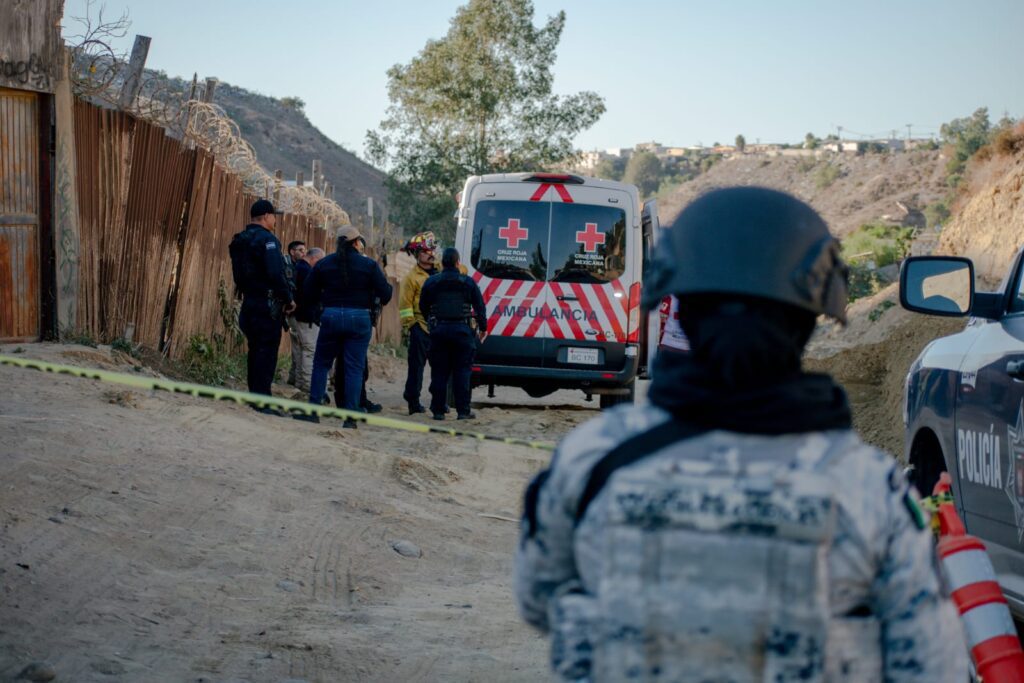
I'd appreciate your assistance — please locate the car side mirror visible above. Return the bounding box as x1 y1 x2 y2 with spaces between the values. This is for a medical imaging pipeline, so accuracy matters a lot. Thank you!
899 256 974 317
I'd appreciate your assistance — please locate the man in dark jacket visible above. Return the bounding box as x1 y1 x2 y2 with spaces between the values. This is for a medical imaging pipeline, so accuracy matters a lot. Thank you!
419 248 487 420
234 199 295 411
300 226 392 427
287 247 325 395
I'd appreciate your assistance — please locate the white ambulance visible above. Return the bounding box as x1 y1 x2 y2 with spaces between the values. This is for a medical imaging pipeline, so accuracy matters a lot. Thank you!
454 172 660 408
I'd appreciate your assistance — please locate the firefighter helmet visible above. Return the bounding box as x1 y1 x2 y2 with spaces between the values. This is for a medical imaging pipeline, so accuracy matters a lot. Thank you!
642 187 849 323
404 231 437 255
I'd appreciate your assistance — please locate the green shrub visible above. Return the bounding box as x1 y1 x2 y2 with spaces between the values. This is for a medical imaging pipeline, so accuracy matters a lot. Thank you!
796 158 817 173
842 223 914 268
63 329 98 348
111 337 139 358
868 300 896 322
814 164 841 189
179 334 247 387
848 264 885 302
924 200 951 228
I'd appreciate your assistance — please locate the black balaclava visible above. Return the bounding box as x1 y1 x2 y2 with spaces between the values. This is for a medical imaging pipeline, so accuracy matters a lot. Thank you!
677 293 816 391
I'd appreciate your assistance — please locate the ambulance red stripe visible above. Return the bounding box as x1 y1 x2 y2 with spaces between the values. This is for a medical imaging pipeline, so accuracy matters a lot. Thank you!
592 284 625 342
487 280 525 333
545 304 566 339
523 301 551 339
570 283 608 341
498 281 545 337
528 182 574 203
550 283 586 340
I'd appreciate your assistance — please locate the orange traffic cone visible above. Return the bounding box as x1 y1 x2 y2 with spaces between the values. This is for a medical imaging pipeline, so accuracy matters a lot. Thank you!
932 473 1024 682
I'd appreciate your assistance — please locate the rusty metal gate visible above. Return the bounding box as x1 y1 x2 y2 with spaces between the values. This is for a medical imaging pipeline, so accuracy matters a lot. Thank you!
0 87 41 341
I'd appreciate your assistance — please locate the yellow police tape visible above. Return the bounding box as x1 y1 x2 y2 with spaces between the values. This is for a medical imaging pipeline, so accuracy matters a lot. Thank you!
0 354 555 451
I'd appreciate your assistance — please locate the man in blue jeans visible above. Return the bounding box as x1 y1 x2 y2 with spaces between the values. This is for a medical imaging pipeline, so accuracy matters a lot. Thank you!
419 248 487 420
297 226 392 428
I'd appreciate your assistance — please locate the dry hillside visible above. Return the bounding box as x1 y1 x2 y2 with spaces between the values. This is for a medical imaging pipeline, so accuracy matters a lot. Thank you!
805 145 1024 457
147 72 389 220
658 150 948 237
936 151 1024 281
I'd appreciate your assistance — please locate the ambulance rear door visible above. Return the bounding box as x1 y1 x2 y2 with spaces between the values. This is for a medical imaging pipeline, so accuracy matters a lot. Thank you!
544 182 638 373
465 182 553 370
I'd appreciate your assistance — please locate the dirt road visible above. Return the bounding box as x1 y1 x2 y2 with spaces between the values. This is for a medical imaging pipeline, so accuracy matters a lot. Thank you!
0 344 598 682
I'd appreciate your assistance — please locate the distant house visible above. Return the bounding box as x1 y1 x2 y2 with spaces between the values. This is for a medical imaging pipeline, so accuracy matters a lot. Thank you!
822 141 859 153
575 150 607 172
746 143 783 156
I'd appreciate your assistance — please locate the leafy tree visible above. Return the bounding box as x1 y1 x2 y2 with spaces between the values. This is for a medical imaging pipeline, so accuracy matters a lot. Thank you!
623 151 662 197
366 0 605 239
735 134 746 152
941 107 991 180
280 96 306 112
924 200 950 228
804 132 819 150
594 156 626 181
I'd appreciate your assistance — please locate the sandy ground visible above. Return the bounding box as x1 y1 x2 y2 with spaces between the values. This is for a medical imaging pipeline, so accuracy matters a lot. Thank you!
0 343 602 682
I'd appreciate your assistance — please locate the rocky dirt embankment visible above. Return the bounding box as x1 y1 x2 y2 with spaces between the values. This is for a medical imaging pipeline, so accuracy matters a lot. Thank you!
937 153 1024 281
808 145 1024 458
659 151 948 237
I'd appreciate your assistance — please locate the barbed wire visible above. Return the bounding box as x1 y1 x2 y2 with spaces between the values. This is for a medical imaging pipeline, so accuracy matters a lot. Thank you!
65 5 350 230
183 101 349 227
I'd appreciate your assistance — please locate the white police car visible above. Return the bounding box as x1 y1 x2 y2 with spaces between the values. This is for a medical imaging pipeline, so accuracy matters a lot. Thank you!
901 253 1024 618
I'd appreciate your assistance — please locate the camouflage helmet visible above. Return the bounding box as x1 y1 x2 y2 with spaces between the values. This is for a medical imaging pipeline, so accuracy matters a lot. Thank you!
403 231 438 255
643 187 849 323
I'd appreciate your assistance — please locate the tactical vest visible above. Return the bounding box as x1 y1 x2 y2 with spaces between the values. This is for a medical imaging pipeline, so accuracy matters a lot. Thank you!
549 429 882 682
429 276 472 324
229 227 261 293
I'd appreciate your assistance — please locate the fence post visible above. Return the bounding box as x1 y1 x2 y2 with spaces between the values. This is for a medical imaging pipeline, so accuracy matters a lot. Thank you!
118 35 152 110
273 170 282 204
202 77 218 103
312 160 323 193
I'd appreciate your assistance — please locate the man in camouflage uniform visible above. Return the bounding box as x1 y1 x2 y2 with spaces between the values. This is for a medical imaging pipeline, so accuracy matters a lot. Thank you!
514 187 967 682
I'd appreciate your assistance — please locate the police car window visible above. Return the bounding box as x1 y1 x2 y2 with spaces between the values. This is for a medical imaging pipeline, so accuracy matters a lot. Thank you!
471 200 549 281
548 204 627 284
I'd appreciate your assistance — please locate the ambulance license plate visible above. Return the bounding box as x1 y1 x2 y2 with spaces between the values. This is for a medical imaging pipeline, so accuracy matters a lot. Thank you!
567 348 599 365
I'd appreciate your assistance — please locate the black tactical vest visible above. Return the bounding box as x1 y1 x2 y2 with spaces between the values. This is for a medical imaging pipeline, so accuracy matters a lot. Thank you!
430 276 472 324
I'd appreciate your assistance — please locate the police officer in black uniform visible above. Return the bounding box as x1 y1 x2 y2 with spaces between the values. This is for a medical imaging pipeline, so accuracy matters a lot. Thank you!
231 199 295 412
419 248 487 420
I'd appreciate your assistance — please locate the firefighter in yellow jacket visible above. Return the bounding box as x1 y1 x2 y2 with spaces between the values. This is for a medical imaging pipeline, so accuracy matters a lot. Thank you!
399 232 438 414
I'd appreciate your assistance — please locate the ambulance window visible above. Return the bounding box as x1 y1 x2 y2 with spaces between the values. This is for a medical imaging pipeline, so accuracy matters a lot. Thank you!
470 200 549 281
548 204 627 284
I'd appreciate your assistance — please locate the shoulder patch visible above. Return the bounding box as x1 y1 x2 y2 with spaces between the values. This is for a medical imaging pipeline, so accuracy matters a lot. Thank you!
266 241 277 250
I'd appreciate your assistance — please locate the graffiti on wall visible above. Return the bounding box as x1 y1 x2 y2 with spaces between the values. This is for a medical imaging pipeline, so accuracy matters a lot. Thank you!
0 53 52 91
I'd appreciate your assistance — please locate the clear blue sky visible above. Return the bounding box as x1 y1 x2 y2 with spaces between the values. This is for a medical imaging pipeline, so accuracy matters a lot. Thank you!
62 0 1023 156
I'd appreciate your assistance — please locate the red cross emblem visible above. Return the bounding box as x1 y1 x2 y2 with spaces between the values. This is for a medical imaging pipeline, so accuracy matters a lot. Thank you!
498 219 529 249
576 223 606 253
